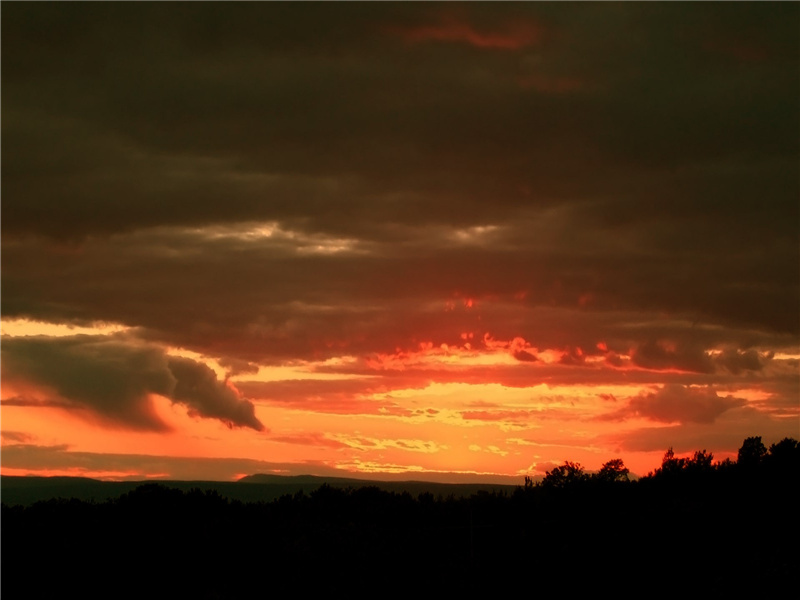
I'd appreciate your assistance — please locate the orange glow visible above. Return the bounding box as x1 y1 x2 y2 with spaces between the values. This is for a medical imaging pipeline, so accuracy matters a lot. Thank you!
3 315 795 483
364 335 544 371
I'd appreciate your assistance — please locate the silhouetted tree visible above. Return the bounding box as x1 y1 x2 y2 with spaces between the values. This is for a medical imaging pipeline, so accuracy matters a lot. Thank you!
686 449 714 473
541 461 587 488
595 458 630 483
4 434 800 596
656 447 686 477
737 436 767 468
766 437 800 469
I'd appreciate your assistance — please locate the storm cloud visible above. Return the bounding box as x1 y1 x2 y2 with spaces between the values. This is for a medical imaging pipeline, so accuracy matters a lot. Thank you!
1 335 264 431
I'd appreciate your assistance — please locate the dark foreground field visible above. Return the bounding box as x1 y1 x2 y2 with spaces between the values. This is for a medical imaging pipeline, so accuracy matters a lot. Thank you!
2 441 798 597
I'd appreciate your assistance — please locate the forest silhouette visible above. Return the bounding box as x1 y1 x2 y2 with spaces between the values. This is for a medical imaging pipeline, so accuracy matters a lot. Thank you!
2 436 798 597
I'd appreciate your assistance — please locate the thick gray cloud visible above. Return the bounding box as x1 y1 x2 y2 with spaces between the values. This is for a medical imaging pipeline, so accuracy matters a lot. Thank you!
2 227 797 367
3 3 797 243
167 356 263 429
1 335 264 431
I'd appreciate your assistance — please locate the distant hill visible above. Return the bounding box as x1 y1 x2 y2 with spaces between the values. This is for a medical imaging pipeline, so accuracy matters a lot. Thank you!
0 474 519 506
238 473 365 484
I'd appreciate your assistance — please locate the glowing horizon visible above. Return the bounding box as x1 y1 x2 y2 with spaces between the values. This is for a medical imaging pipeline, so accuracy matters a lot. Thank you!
2 314 795 483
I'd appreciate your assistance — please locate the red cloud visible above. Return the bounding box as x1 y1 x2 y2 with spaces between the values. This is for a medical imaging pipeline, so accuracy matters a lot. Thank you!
394 15 544 50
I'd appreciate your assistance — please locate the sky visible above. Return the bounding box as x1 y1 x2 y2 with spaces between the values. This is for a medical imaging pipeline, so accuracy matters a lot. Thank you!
2 2 798 484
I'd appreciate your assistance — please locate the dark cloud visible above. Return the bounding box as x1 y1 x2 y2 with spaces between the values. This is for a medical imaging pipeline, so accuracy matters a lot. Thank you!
632 341 715 374
1 335 264 431
3 3 797 246
1 396 75 410
714 348 772 375
3 228 796 367
1 335 175 430
603 384 747 425
513 350 538 363
167 357 263 431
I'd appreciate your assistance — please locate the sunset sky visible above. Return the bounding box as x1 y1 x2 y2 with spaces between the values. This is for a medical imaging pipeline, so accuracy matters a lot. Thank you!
2 3 798 484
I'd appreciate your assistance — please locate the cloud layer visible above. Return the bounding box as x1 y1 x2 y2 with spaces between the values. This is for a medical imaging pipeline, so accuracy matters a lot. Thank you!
2 3 798 480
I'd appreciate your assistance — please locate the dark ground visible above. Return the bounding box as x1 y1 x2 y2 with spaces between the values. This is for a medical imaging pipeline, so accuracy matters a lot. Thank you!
2 456 798 597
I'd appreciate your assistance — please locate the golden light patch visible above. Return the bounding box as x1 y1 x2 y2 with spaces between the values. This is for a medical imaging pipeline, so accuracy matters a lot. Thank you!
186 221 365 255
0 318 130 337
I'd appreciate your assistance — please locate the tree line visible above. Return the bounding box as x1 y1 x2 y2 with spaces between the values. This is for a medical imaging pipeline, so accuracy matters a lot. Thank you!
530 435 799 488
2 436 797 597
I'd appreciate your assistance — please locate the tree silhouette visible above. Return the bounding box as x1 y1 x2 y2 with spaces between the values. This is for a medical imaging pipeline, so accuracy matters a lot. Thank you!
737 436 767 469
656 446 686 476
3 434 799 597
596 458 629 483
766 437 800 470
686 449 714 472
541 461 586 488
